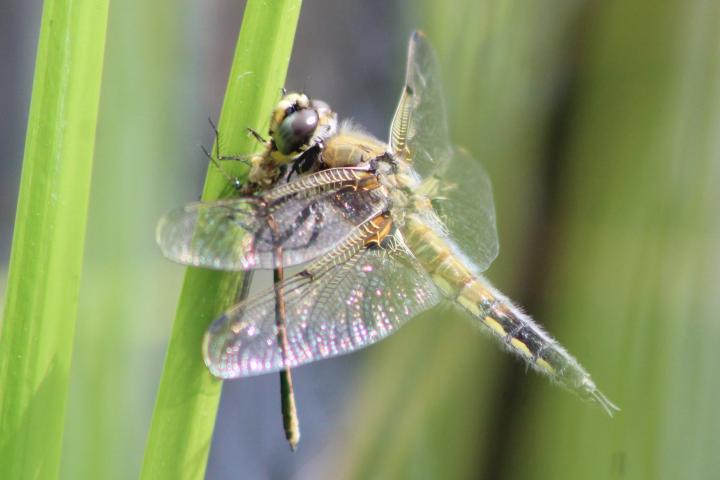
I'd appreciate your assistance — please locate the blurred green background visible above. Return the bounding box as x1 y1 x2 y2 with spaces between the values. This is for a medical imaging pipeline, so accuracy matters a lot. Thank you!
2 0 719 478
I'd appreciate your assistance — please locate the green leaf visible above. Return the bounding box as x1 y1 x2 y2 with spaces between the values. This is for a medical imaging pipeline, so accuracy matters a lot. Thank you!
140 1 302 478
0 0 110 478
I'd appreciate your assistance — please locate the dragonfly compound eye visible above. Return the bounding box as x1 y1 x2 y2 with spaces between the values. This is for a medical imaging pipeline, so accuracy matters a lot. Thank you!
275 108 319 155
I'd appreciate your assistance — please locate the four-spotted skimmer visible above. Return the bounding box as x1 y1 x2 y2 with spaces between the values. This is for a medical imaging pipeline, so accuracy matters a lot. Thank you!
157 31 618 415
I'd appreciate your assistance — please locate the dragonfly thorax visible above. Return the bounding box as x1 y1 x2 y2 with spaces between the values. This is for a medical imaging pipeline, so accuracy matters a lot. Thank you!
321 122 389 169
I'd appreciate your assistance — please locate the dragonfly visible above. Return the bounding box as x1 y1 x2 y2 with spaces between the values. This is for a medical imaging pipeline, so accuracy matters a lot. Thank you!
157 31 619 417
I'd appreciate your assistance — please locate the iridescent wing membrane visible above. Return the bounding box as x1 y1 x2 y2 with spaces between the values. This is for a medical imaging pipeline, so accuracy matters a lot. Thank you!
390 31 451 176
166 32 499 378
157 169 387 270
204 236 441 378
421 148 498 272
391 31 499 271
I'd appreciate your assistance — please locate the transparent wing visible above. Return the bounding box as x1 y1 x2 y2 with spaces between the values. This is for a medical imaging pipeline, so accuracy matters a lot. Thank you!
417 147 499 272
157 187 387 271
389 32 498 271
390 30 452 176
203 238 441 378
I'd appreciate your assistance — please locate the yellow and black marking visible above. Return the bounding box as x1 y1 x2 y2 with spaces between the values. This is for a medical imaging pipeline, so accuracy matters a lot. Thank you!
352 173 381 192
364 214 394 248
458 284 563 376
402 214 568 379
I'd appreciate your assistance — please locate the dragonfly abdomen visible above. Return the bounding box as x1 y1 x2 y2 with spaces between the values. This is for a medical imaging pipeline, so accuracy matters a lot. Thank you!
458 279 578 380
403 216 618 414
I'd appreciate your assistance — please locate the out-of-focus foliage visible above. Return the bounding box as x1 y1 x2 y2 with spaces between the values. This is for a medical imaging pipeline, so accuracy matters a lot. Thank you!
508 2 720 479
59 0 195 474
61 0 192 477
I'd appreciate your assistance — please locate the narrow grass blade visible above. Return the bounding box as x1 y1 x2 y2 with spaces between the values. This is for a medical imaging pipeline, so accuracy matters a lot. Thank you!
0 0 110 478
140 1 302 478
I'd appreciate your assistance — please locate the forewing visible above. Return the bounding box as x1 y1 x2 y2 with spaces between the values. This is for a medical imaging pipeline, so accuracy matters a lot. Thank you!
422 148 499 272
389 31 452 176
203 240 441 378
390 33 498 271
157 188 387 271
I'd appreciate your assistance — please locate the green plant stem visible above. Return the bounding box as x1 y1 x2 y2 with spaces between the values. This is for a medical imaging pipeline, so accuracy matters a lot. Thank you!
0 0 109 478
140 1 302 478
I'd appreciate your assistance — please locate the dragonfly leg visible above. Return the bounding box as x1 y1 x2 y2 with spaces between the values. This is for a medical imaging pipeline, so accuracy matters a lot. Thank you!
199 117 260 192
286 143 322 181
200 144 243 192
247 127 268 144
267 214 301 450
274 261 301 450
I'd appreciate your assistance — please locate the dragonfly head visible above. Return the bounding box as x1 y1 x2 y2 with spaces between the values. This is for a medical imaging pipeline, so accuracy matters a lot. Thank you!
269 92 337 157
